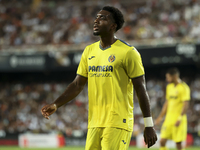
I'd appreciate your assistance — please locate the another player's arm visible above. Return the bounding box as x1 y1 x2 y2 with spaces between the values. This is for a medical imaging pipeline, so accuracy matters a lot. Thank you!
175 101 189 126
155 101 168 125
132 75 157 148
175 85 190 126
41 75 87 119
180 101 189 116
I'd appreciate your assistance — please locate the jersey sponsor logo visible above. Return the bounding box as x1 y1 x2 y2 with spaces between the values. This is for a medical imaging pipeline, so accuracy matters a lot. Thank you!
88 65 113 77
88 56 95 60
89 73 112 77
89 65 113 72
108 55 115 63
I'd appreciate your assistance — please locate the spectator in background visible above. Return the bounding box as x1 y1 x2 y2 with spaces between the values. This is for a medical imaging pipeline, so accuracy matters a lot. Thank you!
0 0 200 47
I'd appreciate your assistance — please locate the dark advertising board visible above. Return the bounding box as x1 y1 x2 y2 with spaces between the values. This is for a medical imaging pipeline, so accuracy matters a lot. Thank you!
139 44 200 67
0 44 199 72
0 54 47 71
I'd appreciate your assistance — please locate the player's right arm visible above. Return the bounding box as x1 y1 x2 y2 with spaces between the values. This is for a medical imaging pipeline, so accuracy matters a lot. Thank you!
41 46 89 119
41 75 87 119
155 101 168 125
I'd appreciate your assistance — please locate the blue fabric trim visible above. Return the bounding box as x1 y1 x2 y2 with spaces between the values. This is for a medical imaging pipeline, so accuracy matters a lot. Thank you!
77 74 88 78
118 39 132 47
99 42 111 50
99 39 131 50
130 74 145 79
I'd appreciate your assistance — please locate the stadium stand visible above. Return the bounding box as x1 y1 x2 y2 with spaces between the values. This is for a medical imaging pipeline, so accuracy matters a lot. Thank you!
0 0 200 47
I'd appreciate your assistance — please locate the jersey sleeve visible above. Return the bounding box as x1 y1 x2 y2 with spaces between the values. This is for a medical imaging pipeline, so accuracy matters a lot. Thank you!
77 47 88 78
180 84 190 101
123 47 145 79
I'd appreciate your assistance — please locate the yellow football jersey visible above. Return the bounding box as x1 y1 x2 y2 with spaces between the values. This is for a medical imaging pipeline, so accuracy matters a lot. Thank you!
164 82 190 125
77 39 144 131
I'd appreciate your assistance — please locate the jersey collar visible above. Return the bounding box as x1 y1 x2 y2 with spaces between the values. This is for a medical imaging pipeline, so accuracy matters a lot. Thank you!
99 39 118 51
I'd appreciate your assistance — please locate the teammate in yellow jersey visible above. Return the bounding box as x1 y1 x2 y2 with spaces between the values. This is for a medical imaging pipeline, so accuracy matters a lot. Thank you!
41 6 157 150
155 68 190 150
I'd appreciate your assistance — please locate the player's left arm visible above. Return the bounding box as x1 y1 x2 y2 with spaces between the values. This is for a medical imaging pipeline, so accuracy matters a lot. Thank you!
175 101 189 127
175 84 190 127
124 48 157 148
132 76 157 148
180 101 189 116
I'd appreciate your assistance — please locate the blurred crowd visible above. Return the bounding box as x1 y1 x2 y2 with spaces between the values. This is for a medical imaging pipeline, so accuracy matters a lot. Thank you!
0 0 200 46
0 82 88 137
0 78 199 137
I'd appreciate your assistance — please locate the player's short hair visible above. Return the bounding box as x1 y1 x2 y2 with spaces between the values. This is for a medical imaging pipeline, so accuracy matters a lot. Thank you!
102 6 124 32
167 67 180 76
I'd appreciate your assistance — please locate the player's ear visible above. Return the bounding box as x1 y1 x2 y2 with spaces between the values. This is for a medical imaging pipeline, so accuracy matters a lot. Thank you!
111 23 117 31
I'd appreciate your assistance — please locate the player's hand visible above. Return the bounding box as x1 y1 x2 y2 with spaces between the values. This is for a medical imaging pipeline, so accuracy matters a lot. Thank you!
41 103 57 119
143 127 157 148
175 120 181 127
155 117 162 125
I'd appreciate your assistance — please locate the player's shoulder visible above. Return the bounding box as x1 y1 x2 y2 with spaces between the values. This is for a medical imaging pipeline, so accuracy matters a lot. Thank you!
117 39 132 47
86 41 99 49
83 41 100 55
179 81 190 90
117 39 140 56
179 81 188 86
117 39 137 50
167 83 174 88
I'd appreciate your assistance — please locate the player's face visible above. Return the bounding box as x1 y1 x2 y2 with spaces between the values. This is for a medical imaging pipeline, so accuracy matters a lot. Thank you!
93 10 115 36
166 73 173 83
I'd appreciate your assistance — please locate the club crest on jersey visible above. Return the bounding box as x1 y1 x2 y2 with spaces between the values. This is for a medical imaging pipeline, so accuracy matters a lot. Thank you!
108 55 115 63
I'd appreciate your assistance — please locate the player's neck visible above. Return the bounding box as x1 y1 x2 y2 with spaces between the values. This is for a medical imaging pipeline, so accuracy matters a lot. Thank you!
100 36 117 48
174 78 181 85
